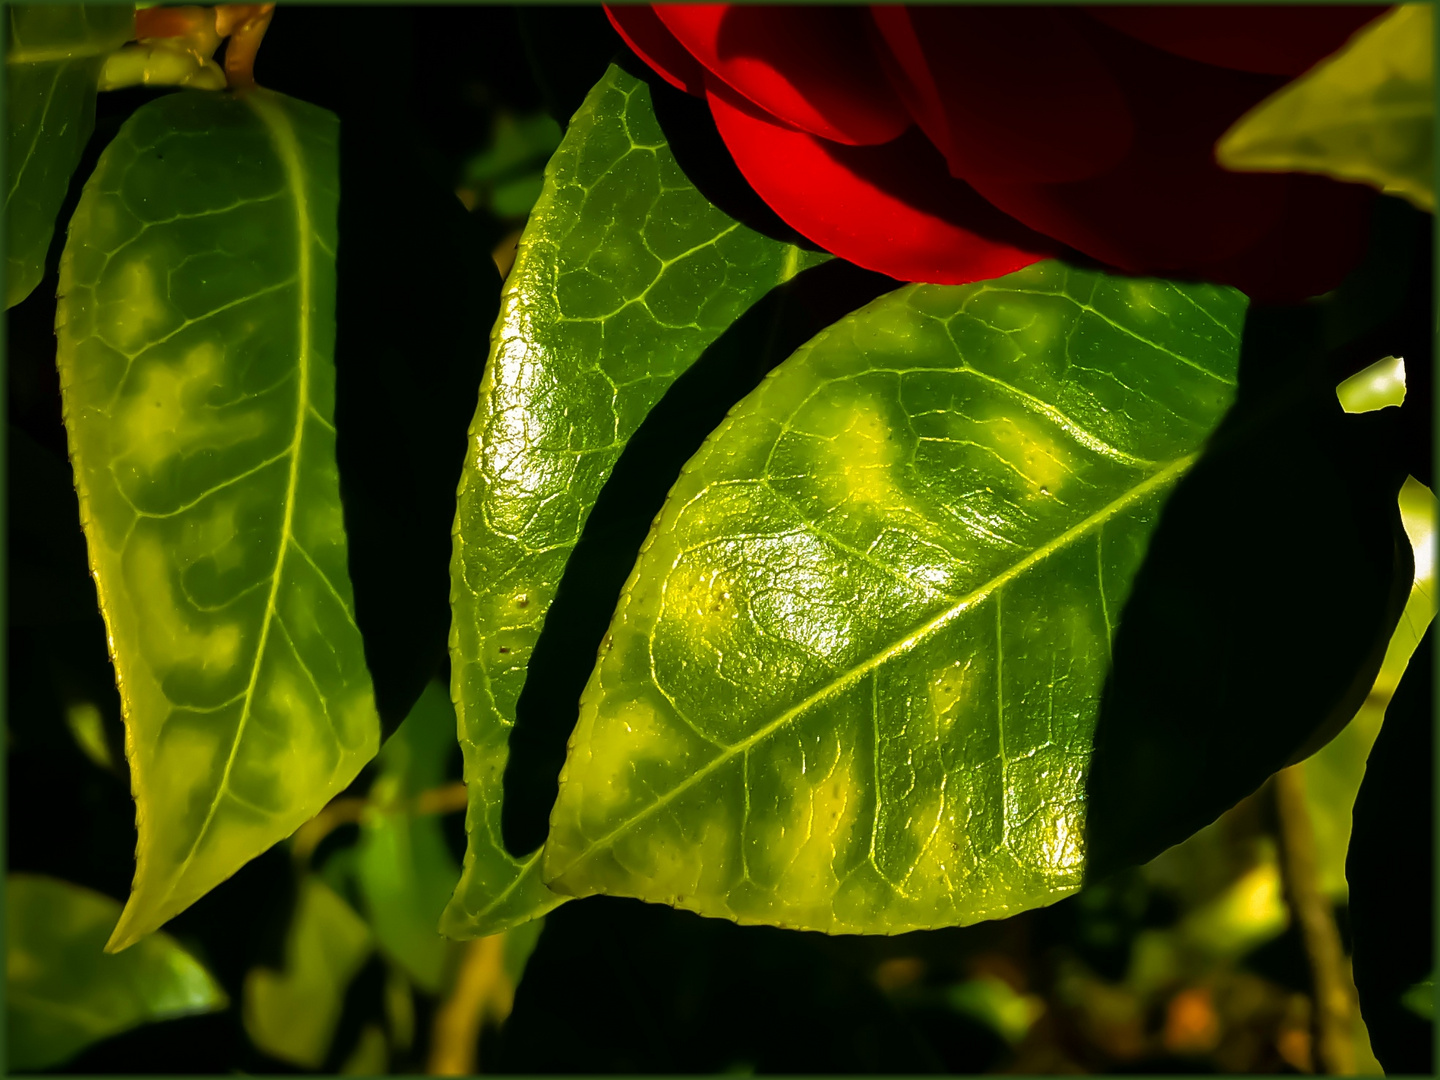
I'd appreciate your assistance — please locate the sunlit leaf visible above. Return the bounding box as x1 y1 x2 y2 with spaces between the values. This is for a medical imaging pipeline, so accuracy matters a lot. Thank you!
55 88 379 952
5 3 134 308
543 262 1245 932
6 873 226 1071
1304 476 1435 898
243 876 373 1069
1217 5 1433 211
1336 354 1407 415
354 680 462 992
445 64 825 938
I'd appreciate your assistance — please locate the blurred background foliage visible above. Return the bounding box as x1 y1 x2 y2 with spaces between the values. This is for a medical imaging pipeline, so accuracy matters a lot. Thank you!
6 6 1433 1074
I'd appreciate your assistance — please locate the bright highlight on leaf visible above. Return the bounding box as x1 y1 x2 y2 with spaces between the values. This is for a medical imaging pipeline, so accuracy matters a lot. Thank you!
5 3 135 308
55 88 380 952
6 874 227 1071
1337 355 1406 414
544 261 1246 934
1217 4 1434 211
445 64 825 939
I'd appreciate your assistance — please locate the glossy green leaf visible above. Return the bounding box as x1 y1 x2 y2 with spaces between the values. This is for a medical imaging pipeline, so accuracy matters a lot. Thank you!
1217 4 1433 211
243 877 373 1069
6 873 226 1071
354 681 462 992
1337 354 1407 414
55 88 379 952
445 63 825 938
6 3 134 308
544 261 1246 933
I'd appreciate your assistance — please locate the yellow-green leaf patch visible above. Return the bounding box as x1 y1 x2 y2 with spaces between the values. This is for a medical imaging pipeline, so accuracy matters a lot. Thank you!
1217 5 1433 211
445 64 825 938
544 262 1246 934
56 88 379 951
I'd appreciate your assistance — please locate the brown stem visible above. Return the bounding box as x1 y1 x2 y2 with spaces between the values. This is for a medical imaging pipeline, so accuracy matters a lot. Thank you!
291 781 469 863
427 934 511 1075
214 3 274 89
1272 764 1357 1075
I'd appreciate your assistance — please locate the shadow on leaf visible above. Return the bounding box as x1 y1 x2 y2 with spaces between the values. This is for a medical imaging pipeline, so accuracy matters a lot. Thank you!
501 259 900 856
1085 299 1412 880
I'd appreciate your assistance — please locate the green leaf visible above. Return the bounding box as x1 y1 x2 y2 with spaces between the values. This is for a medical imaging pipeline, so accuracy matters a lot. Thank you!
1303 476 1435 899
354 681 462 992
445 63 825 938
1402 976 1435 1021
1217 5 1433 211
5 3 135 308
543 261 1245 932
243 876 374 1069
6 873 227 1071
1337 354 1407 415
1083 299 1413 876
55 88 379 952
339 1023 389 1075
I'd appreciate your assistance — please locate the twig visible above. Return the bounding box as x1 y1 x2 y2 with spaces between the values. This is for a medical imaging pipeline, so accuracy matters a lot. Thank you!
291 781 469 863
427 934 512 1075
1272 763 1357 1075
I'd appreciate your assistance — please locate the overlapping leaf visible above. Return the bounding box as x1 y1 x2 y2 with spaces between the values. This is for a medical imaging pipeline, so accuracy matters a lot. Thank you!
243 877 374 1069
6 874 226 1071
444 63 825 938
1218 4 1433 211
544 262 1246 933
6 3 134 308
353 681 463 992
56 88 379 951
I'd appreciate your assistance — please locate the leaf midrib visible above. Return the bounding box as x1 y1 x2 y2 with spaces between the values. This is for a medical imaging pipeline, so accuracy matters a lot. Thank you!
148 92 314 916
545 452 1196 879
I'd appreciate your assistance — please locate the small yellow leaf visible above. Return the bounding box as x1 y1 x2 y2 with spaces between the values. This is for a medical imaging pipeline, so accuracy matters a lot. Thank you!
1217 5 1433 211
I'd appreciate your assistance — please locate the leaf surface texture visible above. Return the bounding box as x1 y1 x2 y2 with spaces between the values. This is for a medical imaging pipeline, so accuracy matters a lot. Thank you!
56 88 379 951
545 262 1246 933
446 64 823 937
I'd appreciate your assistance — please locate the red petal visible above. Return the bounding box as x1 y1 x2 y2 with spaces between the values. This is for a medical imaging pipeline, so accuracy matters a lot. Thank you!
605 6 707 97
704 76 1056 286
653 4 910 146
964 19 1294 276
868 7 1134 185
1193 176 1376 303
1084 6 1386 76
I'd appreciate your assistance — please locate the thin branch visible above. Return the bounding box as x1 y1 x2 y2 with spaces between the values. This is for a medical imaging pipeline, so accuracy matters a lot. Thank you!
291 781 469 863
1272 763 1358 1075
428 934 512 1075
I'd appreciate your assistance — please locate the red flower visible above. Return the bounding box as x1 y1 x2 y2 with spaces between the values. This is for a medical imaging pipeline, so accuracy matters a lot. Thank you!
606 5 1386 302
